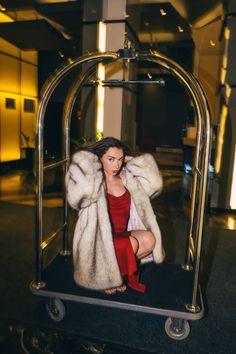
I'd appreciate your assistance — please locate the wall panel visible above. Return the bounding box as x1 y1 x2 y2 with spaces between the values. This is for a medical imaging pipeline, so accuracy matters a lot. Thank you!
0 54 21 93
21 96 37 148
0 93 21 162
21 62 38 97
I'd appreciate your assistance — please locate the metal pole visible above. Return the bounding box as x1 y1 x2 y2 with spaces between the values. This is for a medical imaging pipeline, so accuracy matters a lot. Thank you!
32 52 119 288
139 51 211 311
32 49 211 310
61 63 100 255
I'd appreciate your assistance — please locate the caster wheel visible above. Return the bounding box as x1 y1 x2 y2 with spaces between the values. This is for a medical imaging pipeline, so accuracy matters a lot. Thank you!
46 298 66 322
165 317 190 340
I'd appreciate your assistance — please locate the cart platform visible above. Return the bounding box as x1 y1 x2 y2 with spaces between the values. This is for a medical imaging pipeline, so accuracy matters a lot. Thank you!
30 254 204 321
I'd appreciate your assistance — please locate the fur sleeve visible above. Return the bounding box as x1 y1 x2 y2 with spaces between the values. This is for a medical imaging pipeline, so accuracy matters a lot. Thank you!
125 154 163 198
65 151 103 209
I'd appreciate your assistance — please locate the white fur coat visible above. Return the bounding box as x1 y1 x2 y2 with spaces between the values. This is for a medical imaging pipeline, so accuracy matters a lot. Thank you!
66 150 165 290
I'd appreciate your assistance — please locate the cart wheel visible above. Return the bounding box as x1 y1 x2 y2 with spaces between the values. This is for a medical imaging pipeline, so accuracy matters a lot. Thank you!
165 317 190 340
46 298 66 322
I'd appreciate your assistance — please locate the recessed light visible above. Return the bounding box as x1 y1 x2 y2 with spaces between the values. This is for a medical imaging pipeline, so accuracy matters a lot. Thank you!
160 8 167 16
178 26 184 33
0 4 6 11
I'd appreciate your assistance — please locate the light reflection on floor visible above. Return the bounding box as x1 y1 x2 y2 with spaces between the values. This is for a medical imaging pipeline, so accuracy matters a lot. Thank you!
208 213 236 231
0 171 63 207
1 169 236 230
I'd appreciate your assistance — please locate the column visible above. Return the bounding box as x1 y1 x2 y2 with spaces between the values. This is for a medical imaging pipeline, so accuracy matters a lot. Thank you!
210 0 236 209
81 0 137 149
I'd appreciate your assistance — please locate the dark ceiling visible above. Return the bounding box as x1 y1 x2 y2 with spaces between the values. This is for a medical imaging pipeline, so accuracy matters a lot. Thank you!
0 0 228 53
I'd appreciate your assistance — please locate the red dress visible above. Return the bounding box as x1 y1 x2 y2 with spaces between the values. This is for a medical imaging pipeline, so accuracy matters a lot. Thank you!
107 189 146 293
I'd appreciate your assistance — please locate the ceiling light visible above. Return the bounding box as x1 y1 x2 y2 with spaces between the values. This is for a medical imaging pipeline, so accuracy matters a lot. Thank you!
210 40 216 47
96 63 105 134
58 51 64 58
214 104 227 174
224 27 230 40
98 21 106 52
177 26 184 33
160 9 167 16
0 4 6 11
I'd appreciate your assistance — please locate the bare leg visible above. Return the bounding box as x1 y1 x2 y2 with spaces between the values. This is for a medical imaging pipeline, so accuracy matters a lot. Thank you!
130 230 156 259
129 235 139 254
104 230 155 295
114 236 138 293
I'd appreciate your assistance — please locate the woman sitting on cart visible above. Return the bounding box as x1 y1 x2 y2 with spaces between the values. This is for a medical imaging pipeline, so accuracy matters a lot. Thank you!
66 137 165 294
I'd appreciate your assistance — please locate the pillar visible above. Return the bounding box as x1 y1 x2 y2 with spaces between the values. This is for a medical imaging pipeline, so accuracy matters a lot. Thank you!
81 0 137 150
210 0 236 209
81 0 128 141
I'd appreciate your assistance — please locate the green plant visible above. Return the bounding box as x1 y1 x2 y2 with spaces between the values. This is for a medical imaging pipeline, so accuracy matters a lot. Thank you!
20 132 35 148
71 131 103 150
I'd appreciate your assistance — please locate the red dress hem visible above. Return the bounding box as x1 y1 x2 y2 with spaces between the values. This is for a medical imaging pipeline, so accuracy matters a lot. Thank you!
107 189 146 293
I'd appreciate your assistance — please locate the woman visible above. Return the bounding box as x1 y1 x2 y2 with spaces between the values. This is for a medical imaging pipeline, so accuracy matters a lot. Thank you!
66 137 165 294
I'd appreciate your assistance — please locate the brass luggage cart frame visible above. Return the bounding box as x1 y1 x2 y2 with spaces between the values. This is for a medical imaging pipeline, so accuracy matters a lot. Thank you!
30 48 211 341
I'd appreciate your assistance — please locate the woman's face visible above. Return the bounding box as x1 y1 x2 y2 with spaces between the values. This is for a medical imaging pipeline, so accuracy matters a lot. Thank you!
100 147 124 177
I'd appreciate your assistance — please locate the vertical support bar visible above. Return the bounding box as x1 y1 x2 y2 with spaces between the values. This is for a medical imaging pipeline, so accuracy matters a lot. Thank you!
184 117 202 269
61 63 100 255
184 119 205 270
189 127 211 311
60 131 70 256
32 105 46 289
141 51 211 312
31 52 118 290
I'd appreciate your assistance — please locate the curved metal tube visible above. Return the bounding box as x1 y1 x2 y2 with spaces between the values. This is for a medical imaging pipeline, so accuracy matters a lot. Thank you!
34 52 119 287
35 49 212 313
139 50 211 309
61 63 100 254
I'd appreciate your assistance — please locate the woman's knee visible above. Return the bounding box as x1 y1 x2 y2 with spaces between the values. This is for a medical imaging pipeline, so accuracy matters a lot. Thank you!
129 235 139 254
143 231 156 251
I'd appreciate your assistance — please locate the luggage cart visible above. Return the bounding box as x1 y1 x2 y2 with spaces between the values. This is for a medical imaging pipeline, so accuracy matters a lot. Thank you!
30 46 212 341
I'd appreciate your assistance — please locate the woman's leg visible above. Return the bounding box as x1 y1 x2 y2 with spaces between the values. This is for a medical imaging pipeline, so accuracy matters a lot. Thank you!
129 230 156 259
104 231 154 294
105 234 133 294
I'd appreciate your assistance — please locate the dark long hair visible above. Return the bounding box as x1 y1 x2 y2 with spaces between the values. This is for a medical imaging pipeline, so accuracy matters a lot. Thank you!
82 137 130 158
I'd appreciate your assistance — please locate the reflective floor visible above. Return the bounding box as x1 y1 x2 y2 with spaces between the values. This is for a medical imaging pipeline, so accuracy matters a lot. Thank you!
1 167 235 229
0 162 236 353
